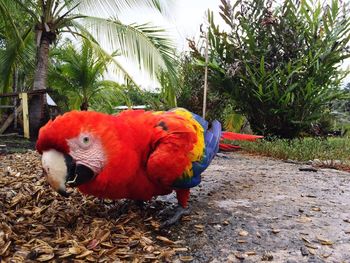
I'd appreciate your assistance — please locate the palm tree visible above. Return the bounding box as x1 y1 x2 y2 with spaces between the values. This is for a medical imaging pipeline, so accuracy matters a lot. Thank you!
0 1 35 94
0 0 176 91
0 1 35 118
0 0 176 136
49 38 126 111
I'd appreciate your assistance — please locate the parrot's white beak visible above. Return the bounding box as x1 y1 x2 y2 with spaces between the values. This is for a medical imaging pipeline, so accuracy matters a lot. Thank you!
42 149 69 197
41 149 96 197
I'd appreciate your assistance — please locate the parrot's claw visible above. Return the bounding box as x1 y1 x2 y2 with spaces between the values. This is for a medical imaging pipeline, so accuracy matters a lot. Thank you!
159 205 190 228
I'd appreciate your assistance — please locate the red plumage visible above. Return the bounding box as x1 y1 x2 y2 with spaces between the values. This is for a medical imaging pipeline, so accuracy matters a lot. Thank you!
37 110 263 210
37 110 198 207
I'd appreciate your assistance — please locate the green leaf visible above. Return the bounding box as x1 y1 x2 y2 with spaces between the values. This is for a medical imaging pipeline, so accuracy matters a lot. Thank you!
260 56 265 76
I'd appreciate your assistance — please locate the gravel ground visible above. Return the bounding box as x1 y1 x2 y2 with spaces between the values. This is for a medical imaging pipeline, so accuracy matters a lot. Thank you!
1 150 350 262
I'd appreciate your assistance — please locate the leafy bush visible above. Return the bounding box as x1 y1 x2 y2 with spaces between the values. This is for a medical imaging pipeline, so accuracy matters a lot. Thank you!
193 0 350 138
221 103 247 132
176 54 234 122
176 53 250 130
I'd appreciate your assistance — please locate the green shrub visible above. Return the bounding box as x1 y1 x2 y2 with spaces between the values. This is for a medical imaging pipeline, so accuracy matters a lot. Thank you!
193 0 350 138
176 54 231 121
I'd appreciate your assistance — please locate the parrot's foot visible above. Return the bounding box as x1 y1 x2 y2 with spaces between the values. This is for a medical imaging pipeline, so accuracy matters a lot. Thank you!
159 205 190 228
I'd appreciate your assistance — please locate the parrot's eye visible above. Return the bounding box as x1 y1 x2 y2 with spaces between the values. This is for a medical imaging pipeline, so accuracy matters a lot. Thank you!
83 137 89 144
78 134 92 148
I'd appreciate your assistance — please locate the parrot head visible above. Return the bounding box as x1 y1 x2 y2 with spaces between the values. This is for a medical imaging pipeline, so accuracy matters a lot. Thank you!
36 111 111 197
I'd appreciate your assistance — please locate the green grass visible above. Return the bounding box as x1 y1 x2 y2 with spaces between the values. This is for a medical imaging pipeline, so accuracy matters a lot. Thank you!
238 137 350 164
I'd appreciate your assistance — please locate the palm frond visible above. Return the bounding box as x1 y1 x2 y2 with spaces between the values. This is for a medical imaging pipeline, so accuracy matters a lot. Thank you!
66 0 172 18
80 16 177 82
60 23 140 86
0 28 35 93
11 0 40 23
0 0 25 42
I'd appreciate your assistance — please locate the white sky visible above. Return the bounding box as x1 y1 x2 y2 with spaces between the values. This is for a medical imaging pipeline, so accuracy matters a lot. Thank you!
113 0 349 89
109 0 224 89
119 0 224 50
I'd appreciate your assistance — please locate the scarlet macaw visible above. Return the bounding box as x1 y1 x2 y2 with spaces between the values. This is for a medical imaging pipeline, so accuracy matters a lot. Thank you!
36 108 261 226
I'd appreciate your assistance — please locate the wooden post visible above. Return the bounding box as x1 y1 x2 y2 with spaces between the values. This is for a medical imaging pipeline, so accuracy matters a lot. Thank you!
0 105 22 135
202 30 209 119
20 93 30 139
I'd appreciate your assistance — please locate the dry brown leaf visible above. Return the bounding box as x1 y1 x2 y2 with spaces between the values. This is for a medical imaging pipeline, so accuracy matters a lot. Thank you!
179 255 194 262
297 216 312 223
144 254 158 259
36 253 55 262
301 237 311 243
317 237 334 246
239 230 249 236
156 236 175 245
322 253 332 258
246 251 256 256
143 246 155 253
98 230 111 243
141 236 153 245
308 248 316 255
234 252 246 260
58 252 73 259
86 255 96 262
271 229 280 234
76 250 94 259
87 239 99 250
101 242 114 248
0 241 11 255
173 247 188 252
68 246 83 255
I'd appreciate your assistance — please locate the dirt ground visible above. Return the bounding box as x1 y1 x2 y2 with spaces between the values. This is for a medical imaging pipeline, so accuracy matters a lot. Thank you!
165 152 350 262
1 148 350 262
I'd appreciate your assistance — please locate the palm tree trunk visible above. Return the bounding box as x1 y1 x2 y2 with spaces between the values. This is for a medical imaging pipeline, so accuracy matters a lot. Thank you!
80 101 89 111
33 36 50 90
29 33 51 138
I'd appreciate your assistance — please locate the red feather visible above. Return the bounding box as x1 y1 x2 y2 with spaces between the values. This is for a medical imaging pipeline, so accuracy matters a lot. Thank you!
219 131 263 152
221 131 263 141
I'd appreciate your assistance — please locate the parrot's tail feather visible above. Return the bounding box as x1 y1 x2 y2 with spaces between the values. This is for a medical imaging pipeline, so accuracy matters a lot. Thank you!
219 131 263 152
221 131 264 141
219 143 242 151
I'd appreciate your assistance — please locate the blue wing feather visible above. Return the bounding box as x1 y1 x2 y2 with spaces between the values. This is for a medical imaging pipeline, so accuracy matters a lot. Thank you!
173 112 222 189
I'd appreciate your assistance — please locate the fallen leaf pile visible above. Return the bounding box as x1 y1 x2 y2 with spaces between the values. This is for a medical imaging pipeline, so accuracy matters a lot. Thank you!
0 151 185 262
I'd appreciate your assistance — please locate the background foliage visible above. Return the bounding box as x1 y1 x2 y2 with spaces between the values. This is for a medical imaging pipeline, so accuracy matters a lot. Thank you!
190 0 350 138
